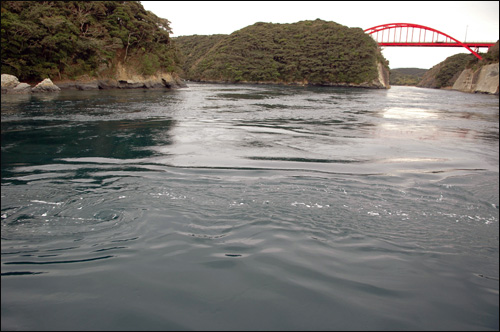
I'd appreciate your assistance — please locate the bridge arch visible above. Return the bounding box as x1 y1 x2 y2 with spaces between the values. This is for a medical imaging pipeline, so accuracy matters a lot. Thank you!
364 23 484 60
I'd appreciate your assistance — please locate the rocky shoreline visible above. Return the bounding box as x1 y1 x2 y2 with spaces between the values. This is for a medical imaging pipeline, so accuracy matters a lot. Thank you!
1 75 61 94
1 73 187 94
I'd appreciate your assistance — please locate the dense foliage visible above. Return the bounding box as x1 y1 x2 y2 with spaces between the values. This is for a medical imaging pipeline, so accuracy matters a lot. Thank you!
175 19 388 85
173 34 226 78
479 40 499 64
1 1 181 82
389 68 427 86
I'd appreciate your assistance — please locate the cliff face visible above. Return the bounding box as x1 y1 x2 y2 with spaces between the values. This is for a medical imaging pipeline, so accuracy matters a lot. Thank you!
376 62 391 88
452 63 499 94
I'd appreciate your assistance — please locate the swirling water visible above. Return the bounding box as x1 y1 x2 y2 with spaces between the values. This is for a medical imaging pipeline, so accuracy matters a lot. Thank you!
1 84 498 330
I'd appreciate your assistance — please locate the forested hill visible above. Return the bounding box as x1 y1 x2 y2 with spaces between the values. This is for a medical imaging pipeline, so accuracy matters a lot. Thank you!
1 1 181 82
389 68 427 86
174 34 227 79
174 19 389 87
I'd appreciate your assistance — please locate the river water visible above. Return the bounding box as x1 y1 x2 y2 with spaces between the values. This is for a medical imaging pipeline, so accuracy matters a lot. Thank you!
1 83 498 330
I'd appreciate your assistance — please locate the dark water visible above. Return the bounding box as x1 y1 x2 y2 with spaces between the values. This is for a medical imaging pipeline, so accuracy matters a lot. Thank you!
1 83 498 331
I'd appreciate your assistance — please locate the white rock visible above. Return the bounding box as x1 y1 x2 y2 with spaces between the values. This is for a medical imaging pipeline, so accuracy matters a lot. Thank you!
1 74 20 88
32 78 61 92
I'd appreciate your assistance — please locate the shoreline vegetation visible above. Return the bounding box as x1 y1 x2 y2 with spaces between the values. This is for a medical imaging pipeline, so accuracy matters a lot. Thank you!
1 1 498 94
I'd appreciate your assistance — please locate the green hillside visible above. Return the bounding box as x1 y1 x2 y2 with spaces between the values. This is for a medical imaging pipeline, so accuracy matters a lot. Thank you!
174 34 227 78
175 19 389 86
1 1 181 82
389 68 427 86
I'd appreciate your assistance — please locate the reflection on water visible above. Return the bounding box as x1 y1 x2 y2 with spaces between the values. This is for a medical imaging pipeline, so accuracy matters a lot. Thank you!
383 107 439 119
1 84 498 331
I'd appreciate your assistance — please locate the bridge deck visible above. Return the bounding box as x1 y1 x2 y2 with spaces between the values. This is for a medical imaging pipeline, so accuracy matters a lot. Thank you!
378 42 495 48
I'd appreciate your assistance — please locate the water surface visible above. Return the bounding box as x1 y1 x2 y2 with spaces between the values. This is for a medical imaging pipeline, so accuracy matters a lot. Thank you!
2 84 499 330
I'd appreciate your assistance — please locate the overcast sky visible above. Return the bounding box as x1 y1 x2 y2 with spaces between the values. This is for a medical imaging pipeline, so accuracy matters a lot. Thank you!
141 1 499 69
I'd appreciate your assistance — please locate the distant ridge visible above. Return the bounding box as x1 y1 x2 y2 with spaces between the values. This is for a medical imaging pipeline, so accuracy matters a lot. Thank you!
389 68 428 86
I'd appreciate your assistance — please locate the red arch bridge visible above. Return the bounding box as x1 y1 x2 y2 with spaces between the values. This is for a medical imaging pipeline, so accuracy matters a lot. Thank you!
364 23 496 60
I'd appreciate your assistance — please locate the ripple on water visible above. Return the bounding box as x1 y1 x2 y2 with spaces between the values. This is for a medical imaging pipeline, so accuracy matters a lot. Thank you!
1 85 498 331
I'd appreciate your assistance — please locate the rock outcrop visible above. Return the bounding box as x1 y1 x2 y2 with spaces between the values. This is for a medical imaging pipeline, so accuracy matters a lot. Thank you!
54 68 187 91
11 83 32 94
452 63 499 94
1 74 20 89
373 62 390 88
2 71 187 94
2 74 61 94
31 78 61 93
2 74 33 94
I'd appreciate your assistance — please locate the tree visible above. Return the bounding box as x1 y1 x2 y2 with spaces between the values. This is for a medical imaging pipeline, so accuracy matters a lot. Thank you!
1 1 180 81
